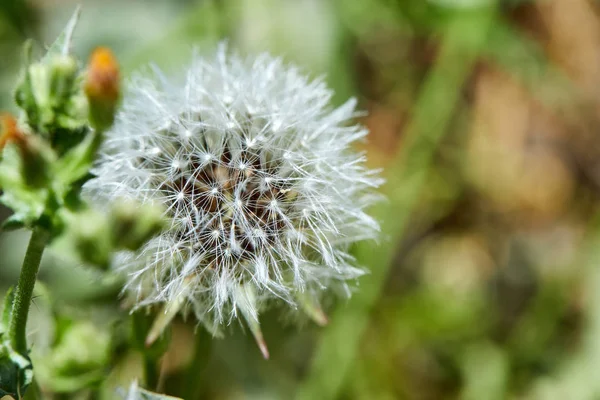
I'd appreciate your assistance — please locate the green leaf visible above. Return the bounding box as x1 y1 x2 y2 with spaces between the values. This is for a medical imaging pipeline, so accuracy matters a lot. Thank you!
0 312 33 398
53 130 103 187
42 6 81 62
1 288 14 329
0 351 33 398
1 216 25 231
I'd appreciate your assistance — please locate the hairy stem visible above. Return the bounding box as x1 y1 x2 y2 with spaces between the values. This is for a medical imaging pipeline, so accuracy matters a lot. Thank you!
9 227 49 356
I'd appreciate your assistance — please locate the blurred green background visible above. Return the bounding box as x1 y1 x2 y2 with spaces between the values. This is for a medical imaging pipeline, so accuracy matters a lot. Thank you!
4 0 600 399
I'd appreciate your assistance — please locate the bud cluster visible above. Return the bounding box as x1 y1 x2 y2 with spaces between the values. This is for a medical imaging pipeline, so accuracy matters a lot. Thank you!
0 10 163 396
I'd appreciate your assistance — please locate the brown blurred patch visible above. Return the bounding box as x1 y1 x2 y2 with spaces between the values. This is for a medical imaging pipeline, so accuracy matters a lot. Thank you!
361 103 406 168
466 65 574 226
535 0 600 104
354 27 438 167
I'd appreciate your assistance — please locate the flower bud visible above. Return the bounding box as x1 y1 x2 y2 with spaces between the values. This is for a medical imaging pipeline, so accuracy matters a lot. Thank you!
68 210 112 268
14 55 85 143
0 114 54 188
51 322 110 374
84 47 120 131
110 200 165 251
49 55 78 104
35 322 110 393
0 114 22 151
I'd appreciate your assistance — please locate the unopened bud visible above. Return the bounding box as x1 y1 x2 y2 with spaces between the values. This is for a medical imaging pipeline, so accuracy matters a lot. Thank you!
49 55 78 105
14 54 83 141
0 114 54 188
70 210 112 268
84 47 120 131
0 114 24 151
110 200 165 251
51 322 110 376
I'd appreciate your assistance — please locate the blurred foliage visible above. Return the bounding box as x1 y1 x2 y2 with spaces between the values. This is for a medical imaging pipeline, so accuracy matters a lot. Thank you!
3 0 600 399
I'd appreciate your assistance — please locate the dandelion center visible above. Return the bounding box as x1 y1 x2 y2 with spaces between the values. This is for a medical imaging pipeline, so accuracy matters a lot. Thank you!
143 116 298 270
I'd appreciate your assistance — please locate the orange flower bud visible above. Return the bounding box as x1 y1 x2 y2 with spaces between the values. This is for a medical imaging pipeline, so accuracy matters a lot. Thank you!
85 47 120 131
84 47 120 102
0 114 25 151
0 113 54 187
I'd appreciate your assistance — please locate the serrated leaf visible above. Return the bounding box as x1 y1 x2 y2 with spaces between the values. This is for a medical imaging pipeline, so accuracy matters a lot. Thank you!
0 186 47 226
1 216 26 231
42 6 81 62
0 347 33 397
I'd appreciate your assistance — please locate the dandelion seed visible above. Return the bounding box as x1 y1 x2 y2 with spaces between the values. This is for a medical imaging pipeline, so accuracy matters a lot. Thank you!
85 44 382 344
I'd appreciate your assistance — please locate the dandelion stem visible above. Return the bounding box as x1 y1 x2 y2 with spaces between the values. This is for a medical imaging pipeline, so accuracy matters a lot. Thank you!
184 328 212 400
144 357 159 390
9 227 49 356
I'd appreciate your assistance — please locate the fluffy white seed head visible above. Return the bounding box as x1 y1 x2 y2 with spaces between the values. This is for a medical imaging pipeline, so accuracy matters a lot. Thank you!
85 44 382 333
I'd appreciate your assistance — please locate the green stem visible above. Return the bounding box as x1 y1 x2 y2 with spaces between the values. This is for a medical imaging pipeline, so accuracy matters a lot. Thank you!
144 356 159 390
9 227 49 356
295 5 498 400
184 328 212 400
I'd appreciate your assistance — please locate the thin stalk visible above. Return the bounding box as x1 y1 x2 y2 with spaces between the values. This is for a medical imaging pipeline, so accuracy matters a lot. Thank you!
295 5 498 400
183 328 212 400
144 357 159 390
9 227 49 356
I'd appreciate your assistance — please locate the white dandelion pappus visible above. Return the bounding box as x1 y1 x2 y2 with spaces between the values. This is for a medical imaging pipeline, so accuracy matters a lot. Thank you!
85 44 382 339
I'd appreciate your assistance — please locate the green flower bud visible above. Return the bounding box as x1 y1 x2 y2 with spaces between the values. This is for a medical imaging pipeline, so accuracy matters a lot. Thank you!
35 322 110 393
17 134 55 189
15 55 85 141
13 10 91 156
49 55 78 106
51 322 110 375
110 200 165 252
66 209 112 268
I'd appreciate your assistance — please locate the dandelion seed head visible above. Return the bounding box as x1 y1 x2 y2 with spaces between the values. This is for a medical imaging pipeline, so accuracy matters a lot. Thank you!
85 44 382 332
